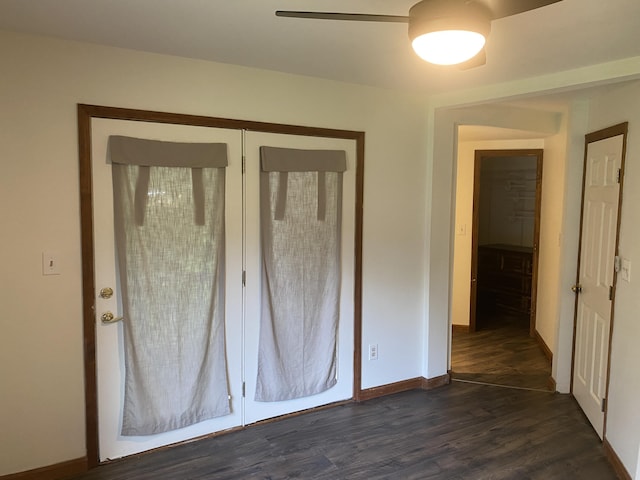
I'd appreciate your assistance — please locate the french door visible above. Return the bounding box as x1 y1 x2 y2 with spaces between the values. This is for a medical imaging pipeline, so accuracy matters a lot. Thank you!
243 132 355 424
86 114 356 462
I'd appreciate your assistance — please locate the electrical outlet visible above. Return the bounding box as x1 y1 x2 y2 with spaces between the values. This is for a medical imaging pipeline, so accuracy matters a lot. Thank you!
368 343 378 361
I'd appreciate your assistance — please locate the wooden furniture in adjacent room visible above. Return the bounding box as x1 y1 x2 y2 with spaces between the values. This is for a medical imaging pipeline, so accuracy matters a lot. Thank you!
477 244 533 319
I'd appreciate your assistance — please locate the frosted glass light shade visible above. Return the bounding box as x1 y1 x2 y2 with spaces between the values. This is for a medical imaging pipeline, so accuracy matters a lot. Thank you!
412 30 486 65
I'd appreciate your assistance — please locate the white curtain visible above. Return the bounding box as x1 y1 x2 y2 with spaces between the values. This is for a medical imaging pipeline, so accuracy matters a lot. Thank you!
255 146 346 402
109 135 230 435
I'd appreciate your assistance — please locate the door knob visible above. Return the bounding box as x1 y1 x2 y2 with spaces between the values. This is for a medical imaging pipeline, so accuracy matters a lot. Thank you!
571 284 582 294
101 311 124 324
99 287 114 299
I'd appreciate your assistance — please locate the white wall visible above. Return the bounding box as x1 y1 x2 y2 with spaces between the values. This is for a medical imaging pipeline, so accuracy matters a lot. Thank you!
549 99 590 393
535 111 570 355
586 80 640 476
0 30 429 475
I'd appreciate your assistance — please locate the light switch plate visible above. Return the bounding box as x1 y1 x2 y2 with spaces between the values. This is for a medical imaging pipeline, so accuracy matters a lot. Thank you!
621 258 631 282
42 251 61 275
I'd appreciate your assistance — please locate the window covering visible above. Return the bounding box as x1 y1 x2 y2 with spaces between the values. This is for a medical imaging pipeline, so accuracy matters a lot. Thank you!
255 146 346 402
109 135 231 435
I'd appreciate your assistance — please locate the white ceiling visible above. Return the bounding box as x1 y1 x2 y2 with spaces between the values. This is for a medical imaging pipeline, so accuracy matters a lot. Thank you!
0 0 639 94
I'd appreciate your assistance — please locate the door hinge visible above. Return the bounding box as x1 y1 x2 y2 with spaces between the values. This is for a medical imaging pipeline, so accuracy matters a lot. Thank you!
242 270 246 286
609 285 614 301
617 168 622 184
242 382 246 398
602 397 607 413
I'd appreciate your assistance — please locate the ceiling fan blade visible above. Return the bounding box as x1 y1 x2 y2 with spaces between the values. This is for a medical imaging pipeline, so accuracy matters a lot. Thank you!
484 0 563 20
457 48 486 70
276 11 410 23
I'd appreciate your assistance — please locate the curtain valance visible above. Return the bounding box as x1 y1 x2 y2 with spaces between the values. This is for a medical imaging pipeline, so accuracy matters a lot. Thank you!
108 136 228 226
260 146 346 221
260 146 346 172
109 135 228 168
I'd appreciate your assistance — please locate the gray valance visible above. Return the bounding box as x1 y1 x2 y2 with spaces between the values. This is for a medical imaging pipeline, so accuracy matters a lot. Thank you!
260 146 346 172
108 135 228 168
260 146 346 221
108 136 228 226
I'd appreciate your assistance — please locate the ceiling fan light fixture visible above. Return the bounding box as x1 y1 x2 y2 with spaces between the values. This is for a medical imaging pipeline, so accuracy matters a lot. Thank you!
408 0 492 66
411 30 486 65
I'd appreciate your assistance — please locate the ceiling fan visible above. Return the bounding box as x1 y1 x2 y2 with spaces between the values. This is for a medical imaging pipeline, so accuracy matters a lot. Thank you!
276 0 563 68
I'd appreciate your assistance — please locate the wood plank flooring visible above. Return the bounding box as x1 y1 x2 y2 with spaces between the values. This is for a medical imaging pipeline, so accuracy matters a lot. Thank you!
451 315 552 391
68 382 617 479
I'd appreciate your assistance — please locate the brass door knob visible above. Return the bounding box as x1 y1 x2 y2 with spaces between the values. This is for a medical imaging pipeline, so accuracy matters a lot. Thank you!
571 284 583 294
101 311 124 324
99 287 114 299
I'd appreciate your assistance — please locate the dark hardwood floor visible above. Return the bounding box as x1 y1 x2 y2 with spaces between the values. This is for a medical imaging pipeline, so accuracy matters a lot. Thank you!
65 315 616 479
451 314 552 391
68 382 617 479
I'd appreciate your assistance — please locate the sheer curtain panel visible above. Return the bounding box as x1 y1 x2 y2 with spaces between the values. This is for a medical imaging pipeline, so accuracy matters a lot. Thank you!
256 146 347 402
109 135 230 435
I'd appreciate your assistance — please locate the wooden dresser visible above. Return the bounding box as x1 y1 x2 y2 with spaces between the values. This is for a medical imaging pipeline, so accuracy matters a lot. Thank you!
477 244 533 317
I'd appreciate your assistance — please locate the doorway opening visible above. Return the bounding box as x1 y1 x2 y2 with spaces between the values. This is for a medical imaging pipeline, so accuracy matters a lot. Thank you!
451 149 552 391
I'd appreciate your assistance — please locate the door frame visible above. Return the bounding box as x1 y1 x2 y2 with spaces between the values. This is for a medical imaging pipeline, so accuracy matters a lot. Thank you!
78 104 365 468
570 122 628 439
469 149 543 334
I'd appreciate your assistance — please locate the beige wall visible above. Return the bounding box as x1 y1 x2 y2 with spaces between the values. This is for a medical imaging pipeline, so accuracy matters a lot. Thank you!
534 112 570 352
0 30 430 475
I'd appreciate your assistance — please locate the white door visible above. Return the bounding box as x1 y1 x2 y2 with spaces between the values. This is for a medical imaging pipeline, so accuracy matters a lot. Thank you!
92 119 355 460
243 132 355 425
572 132 625 439
92 118 244 460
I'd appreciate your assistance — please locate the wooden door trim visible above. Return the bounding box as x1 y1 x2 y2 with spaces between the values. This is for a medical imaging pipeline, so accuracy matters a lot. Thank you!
469 153 481 332
77 104 365 468
530 153 544 337
570 122 628 441
469 149 543 334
